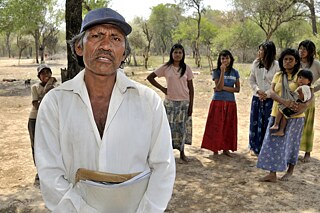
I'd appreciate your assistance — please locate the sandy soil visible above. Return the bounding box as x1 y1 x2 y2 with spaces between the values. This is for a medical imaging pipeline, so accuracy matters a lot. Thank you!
0 58 320 213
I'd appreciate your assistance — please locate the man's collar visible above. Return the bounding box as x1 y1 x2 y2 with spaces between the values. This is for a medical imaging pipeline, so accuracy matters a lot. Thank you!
57 69 138 95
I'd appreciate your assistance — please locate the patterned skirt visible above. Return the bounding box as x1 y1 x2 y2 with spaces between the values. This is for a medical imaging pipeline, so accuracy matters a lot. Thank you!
300 99 315 152
164 99 192 151
249 97 273 155
257 117 304 172
201 100 237 152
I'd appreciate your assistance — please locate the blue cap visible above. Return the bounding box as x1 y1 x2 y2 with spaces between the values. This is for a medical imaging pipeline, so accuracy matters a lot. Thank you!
80 8 132 35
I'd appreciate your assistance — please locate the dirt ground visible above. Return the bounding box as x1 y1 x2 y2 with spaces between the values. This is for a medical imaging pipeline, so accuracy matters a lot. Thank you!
0 58 320 213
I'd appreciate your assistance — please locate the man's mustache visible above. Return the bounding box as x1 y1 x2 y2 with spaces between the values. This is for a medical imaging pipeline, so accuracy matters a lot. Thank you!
94 50 114 60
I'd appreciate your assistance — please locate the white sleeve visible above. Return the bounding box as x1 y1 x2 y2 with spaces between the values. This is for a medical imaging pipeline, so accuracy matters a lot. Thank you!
34 92 99 213
136 95 176 213
249 63 260 94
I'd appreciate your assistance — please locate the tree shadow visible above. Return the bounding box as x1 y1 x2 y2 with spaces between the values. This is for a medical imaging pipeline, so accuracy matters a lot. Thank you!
0 185 48 213
0 80 31 97
167 145 320 213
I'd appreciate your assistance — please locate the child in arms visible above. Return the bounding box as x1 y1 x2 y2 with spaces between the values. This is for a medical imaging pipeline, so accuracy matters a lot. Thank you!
270 69 313 136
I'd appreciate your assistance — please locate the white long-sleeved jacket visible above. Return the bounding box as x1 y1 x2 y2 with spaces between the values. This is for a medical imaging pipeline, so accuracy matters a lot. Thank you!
35 70 176 212
249 59 279 97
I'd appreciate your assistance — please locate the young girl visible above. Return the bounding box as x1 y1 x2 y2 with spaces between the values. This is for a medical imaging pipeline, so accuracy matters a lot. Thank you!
270 69 313 136
249 41 279 155
201 50 240 157
147 44 194 162
298 40 320 162
28 64 57 183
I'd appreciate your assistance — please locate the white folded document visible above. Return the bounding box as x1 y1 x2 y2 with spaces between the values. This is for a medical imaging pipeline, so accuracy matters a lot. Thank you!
77 170 151 213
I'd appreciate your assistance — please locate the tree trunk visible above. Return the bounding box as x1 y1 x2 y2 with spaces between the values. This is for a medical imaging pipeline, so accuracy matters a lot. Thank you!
144 56 149 69
133 52 137 66
40 44 45 63
65 0 82 82
34 30 40 64
195 10 201 68
206 45 213 71
309 0 317 35
6 32 11 58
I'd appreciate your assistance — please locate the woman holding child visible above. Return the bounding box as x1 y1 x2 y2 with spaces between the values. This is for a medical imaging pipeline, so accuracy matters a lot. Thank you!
257 48 312 182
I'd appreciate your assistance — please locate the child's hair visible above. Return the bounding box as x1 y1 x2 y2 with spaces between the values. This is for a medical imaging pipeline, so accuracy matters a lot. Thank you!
259 41 276 70
165 43 186 77
298 69 313 86
216 49 234 71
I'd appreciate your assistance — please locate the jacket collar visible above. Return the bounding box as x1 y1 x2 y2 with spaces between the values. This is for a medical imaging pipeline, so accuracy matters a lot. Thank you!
57 69 138 95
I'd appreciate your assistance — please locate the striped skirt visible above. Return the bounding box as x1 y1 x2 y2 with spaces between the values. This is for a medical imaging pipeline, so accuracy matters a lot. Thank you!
164 99 192 151
201 100 237 152
300 99 315 152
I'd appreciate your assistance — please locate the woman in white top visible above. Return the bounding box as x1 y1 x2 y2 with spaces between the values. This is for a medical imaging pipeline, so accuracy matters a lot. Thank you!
298 40 320 162
249 41 279 156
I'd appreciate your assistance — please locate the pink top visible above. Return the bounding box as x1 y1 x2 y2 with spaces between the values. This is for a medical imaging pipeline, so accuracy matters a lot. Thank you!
154 64 193 101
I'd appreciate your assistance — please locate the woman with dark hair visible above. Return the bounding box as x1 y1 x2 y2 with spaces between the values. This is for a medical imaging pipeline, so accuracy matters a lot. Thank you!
248 41 279 156
298 40 320 162
201 50 240 157
257 48 312 182
147 44 194 162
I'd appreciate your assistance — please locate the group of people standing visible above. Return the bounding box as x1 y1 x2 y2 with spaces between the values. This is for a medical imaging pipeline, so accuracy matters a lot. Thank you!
248 40 320 182
198 39 318 182
29 7 319 211
147 40 319 183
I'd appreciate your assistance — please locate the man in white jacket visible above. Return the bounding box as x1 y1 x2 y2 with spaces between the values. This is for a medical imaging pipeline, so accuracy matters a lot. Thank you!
35 7 175 213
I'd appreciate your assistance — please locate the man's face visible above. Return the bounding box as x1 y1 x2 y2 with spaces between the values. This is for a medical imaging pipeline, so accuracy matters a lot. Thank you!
76 24 126 76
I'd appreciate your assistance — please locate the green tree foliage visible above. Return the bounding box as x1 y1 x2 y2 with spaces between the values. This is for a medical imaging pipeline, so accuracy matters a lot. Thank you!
296 0 318 35
233 0 308 40
16 34 32 60
199 18 218 70
178 0 206 67
82 0 110 13
149 4 184 63
131 17 153 69
128 18 148 66
0 0 62 62
217 19 265 63
0 1 15 57
273 20 313 50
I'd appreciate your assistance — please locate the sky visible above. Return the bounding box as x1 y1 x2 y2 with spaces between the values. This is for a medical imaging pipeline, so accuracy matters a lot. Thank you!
110 0 232 21
58 0 232 22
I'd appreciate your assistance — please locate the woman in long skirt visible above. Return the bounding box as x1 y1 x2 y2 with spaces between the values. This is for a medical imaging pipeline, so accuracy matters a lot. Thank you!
201 50 240 157
147 44 194 162
257 48 312 182
249 41 279 156
298 40 320 162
